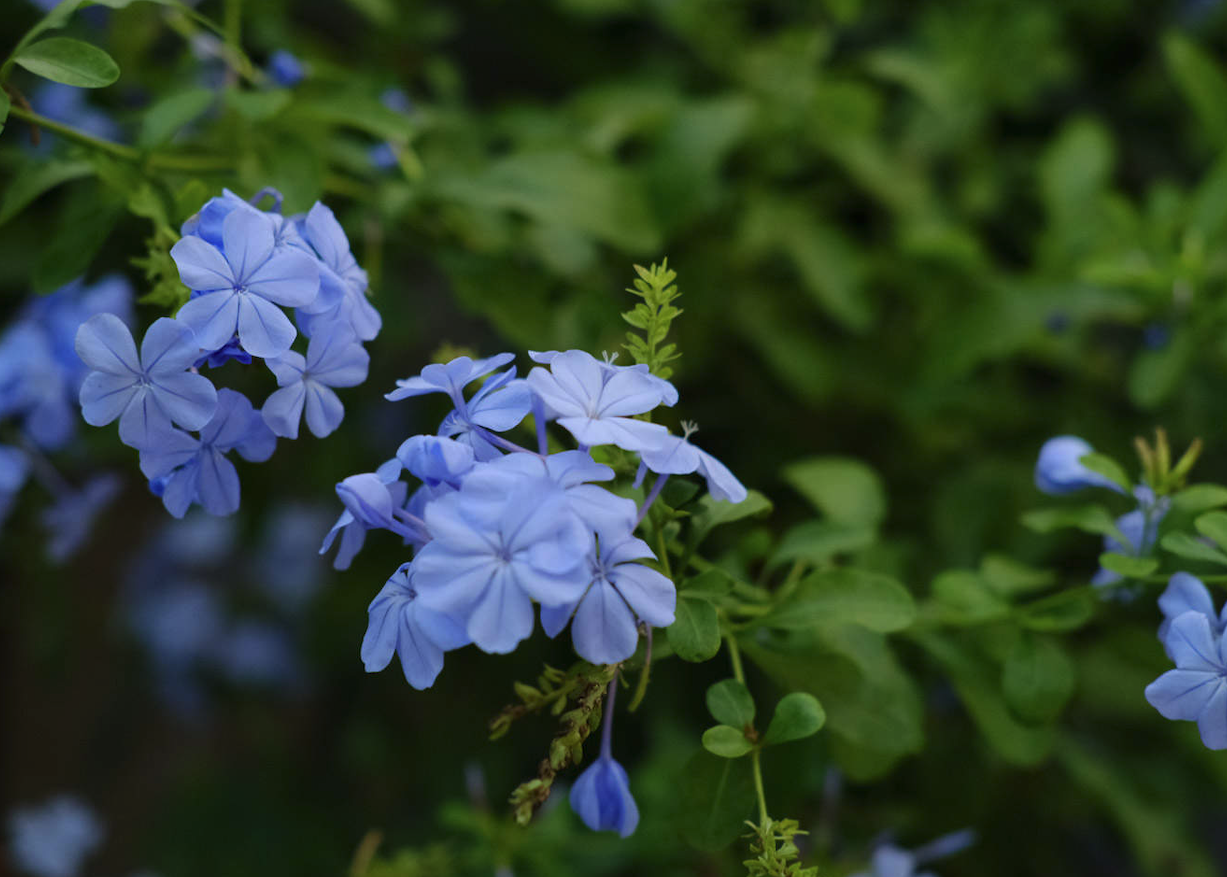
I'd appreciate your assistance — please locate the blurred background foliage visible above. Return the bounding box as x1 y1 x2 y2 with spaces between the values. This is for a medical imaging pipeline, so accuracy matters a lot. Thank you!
6 0 1227 874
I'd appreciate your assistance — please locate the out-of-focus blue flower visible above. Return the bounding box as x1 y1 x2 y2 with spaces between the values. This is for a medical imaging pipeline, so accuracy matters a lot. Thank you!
255 504 330 614
1091 486 1169 587
569 756 639 838
40 473 121 563
320 459 405 569
1034 436 1125 495
639 424 747 503
361 563 470 689
7 794 104 877
413 465 591 654
0 445 30 527
386 353 514 404
76 315 217 449
380 87 413 114
336 470 423 541
138 389 276 517
171 209 319 358
127 579 225 671
1143 322 1171 350
267 50 306 87
437 366 532 461
542 536 675 664
31 82 121 147
1158 572 1227 653
1 277 133 451
293 203 379 341
262 326 368 438
527 350 672 452
213 620 302 687
851 830 975 877
368 142 398 171
1145 610 1227 749
396 435 475 488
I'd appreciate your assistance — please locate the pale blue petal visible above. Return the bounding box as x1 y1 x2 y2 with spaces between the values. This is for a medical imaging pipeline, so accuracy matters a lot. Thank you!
262 382 306 439
196 447 240 515
237 293 297 358
697 447 748 503
1196 682 1227 749
265 350 306 386
1166 612 1225 673
117 389 174 449
74 313 140 375
303 380 344 437
572 580 639 664
1145 670 1222 721
151 370 217 431
79 372 136 426
170 234 235 292
176 291 240 353
140 317 202 375
221 207 276 282
245 247 319 307
466 566 535 654
610 562 676 628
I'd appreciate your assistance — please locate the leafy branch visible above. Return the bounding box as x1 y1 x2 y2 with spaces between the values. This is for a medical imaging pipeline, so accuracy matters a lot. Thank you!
622 259 682 380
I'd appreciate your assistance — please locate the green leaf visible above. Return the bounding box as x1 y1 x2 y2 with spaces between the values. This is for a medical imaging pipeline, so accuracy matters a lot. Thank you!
1021 504 1125 542
0 90 10 136
929 570 1011 625
979 555 1056 596
741 627 923 762
1128 331 1195 410
763 692 825 745
700 725 754 758
13 37 120 88
1194 510 1227 549
689 490 772 545
138 88 215 147
915 631 1054 765
759 568 916 633
1016 589 1096 633
1160 531 1227 566
667 595 721 662
1173 484 1227 515
1097 553 1159 579
769 520 876 567
781 457 885 527
225 88 291 121
0 159 94 226
678 569 734 601
1077 452 1132 494
676 751 755 851
1001 633 1075 724
1163 32 1227 149
289 93 415 142
32 183 123 291
705 679 755 728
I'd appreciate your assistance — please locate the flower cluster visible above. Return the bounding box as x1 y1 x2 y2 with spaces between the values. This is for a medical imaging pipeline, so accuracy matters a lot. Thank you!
333 348 747 689
75 188 378 518
0 277 132 559
1145 573 1227 749
6 795 103 877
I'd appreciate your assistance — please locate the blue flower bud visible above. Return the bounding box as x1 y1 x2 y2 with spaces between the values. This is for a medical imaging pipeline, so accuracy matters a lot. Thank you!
568 756 639 838
1034 436 1124 495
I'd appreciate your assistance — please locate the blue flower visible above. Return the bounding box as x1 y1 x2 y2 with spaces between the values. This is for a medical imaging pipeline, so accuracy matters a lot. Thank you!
335 470 425 542
31 82 121 149
526 350 672 452
1145 610 1227 749
569 756 639 838
0 444 30 527
171 208 320 358
255 504 331 614
213 620 303 688
851 830 975 877
1034 436 1125 495
386 353 515 404
0 323 71 449
361 563 470 689
396 435 475 488
293 203 380 341
193 336 252 369
1091 486 1168 587
639 423 747 503
320 459 405 569
413 464 591 654
262 327 369 438
40 474 121 564
7 794 104 877
137 389 276 517
437 366 532 461
267 50 306 87
542 536 675 664
127 578 225 672
76 314 218 449
1158 572 1227 653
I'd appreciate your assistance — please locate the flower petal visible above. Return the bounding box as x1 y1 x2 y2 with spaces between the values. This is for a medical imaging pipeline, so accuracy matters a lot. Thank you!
75 313 140 375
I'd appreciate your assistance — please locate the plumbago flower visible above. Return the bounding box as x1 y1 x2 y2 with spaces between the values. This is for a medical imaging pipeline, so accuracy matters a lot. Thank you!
72 188 379 519
331 344 747 684
0 276 133 560
1146 574 1227 749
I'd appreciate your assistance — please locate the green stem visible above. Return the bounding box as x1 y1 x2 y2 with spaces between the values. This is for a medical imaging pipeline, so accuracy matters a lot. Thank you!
726 632 745 685
750 749 770 826
224 0 243 51
8 105 140 161
7 106 232 173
